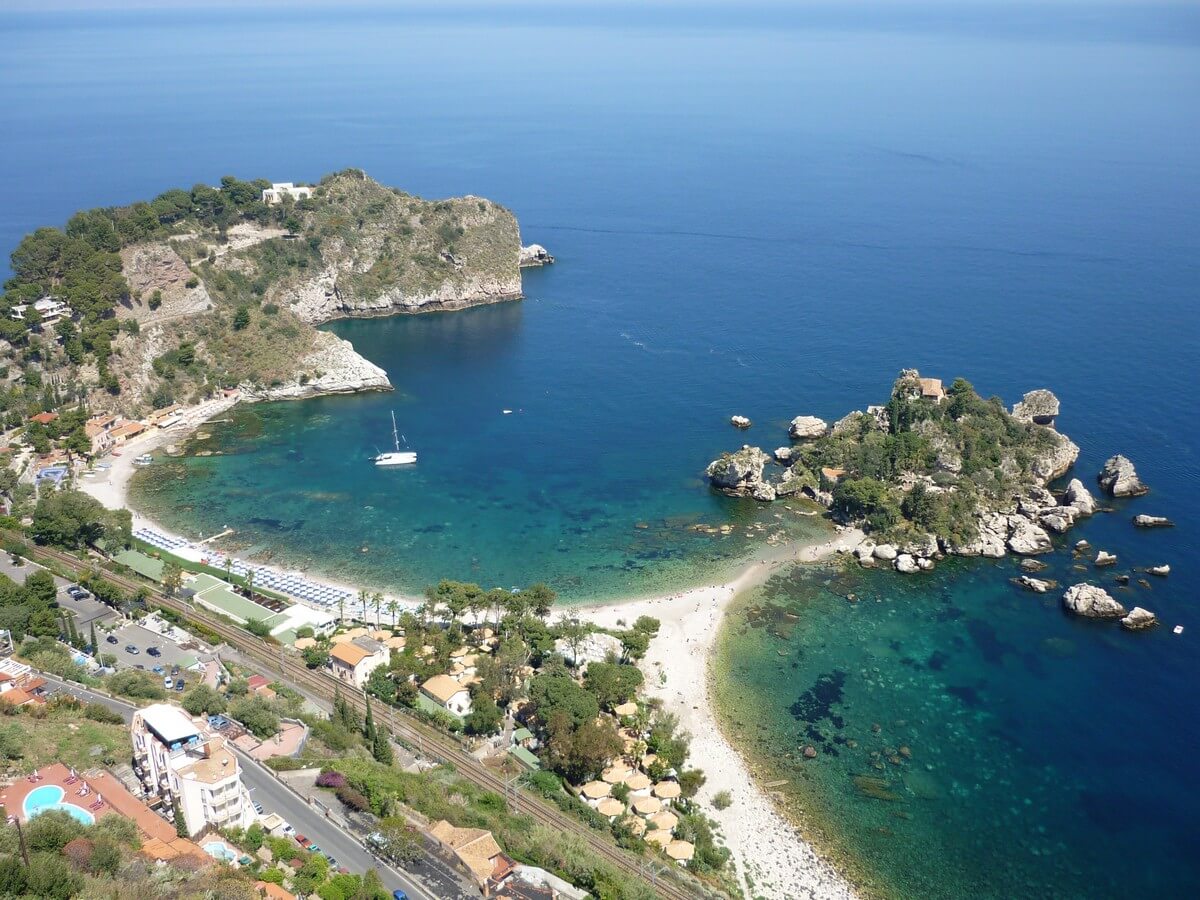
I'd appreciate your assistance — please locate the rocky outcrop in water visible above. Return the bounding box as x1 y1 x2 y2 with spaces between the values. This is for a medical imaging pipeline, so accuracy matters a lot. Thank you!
1063 479 1098 516
243 330 392 401
1008 519 1054 555
1013 575 1056 593
1120 607 1158 631
1147 565 1170 577
519 243 555 267
1094 550 1117 567
705 445 773 500
789 416 828 440
1011 389 1060 425
1097 455 1148 497
1133 514 1173 528
1063 583 1126 618
731 415 753 429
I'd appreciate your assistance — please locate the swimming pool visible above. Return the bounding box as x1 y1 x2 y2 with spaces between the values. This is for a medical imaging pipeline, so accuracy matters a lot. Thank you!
23 785 96 825
203 841 236 861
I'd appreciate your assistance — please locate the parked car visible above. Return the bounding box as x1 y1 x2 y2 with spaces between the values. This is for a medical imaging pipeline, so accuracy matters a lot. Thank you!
106 634 118 644
309 845 321 856
175 679 185 692
125 645 139 655
170 664 180 676
393 891 409 900
281 824 295 837
146 647 161 657
134 664 145 670
163 677 173 689
252 802 264 815
152 665 165 675
66 586 87 600
325 857 338 869
295 835 311 848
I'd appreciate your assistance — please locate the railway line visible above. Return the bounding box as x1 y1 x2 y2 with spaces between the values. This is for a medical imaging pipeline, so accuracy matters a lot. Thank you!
18 538 702 900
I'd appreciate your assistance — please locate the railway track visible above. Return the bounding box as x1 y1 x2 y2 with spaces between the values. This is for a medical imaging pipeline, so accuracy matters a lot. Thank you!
19 538 702 900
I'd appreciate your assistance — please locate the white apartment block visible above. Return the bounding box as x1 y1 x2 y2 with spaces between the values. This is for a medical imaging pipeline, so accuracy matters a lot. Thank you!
131 704 254 837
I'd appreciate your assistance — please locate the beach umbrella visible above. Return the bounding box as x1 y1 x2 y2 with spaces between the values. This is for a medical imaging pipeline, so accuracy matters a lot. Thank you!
645 828 673 848
665 840 695 862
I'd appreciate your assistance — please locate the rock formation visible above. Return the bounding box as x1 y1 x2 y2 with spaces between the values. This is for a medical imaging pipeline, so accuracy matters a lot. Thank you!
242 330 392 401
705 446 773 500
1062 584 1126 619
1133 515 1173 528
519 243 555 267
1147 565 1170 577
1013 575 1055 593
1063 479 1097 516
1120 607 1158 631
788 416 828 440
1094 551 1117 567
1007 519 1053 555
1011 389 1060 425
1097 455 1148 497
730 415 752 429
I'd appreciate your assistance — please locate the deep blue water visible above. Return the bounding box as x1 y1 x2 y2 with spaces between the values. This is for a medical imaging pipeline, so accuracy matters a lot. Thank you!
3 4 1199 897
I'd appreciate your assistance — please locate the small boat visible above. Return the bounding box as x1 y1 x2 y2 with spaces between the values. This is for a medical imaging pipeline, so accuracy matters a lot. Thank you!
373 411 417 467
133 454 154 466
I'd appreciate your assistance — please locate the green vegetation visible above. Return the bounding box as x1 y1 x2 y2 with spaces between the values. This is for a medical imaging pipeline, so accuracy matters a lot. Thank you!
786 371 1063 544
0 697 129 773
31 489 131 552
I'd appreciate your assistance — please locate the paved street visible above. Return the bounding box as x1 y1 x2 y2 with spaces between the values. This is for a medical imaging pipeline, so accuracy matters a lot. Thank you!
38 674 448 900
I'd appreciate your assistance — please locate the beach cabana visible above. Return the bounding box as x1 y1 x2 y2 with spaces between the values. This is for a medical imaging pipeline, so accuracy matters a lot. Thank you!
596 798 625 818
665 840 695 863
633 796 662 816
621 815 646 836
581 781 611 801
624 773 651 792
648 810 679 832
645 829 673 848
654 780 682 800
602 765 632 784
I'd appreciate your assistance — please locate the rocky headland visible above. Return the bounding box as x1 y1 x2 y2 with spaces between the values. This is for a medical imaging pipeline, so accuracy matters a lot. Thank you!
2 169 548 417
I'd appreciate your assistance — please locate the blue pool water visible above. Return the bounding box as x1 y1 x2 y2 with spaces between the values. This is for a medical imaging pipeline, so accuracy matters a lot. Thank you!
203 841 237 862
23 785 96 826
4 4 1198 898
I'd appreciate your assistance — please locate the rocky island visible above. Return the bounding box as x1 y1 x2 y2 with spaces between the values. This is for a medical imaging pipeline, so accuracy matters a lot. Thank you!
1 169 545 416
706 369 1091 573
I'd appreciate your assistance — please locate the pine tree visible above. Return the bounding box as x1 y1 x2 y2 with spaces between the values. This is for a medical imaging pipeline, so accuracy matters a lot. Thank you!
364 695 375 742
172 799 188 838
372 728 393 766
89 622 98 653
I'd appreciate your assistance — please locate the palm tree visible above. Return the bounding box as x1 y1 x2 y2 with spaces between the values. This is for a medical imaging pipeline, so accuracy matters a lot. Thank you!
338 594 345 623
224 557 233 581
358 588 369 623
246 569 255 603
372 592 384 627
386 599 399 629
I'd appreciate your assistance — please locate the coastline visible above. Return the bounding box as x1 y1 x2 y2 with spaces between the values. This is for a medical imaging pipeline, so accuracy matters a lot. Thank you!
579 528 864 900
81 397 865 897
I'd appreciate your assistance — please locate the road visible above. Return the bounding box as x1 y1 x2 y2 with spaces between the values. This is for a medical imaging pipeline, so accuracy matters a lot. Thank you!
0 553 119 632
40 674 443 900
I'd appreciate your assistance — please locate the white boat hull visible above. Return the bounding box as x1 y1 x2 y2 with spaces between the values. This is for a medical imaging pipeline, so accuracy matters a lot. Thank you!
375 451 417 467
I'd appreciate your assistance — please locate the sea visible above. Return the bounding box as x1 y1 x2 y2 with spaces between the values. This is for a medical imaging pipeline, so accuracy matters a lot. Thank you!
3 4 1198 898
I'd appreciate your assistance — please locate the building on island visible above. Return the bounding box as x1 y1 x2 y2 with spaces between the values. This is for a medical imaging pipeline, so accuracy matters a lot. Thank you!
131 703 255 837
261 182 313 205
420 674 473 718
919 377 946 402
328 637 388 688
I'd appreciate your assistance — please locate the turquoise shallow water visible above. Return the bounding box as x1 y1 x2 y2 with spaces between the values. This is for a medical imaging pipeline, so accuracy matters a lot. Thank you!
5 4 1200 897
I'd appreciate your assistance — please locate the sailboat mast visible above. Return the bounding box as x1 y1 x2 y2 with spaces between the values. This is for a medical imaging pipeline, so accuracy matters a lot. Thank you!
391 411 400 452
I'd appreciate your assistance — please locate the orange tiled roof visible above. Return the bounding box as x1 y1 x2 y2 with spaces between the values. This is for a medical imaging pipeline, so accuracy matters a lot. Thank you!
330 642 371 666
29 412 58 425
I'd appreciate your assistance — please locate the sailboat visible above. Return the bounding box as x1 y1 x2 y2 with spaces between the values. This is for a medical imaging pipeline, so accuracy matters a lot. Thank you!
373 411 417 466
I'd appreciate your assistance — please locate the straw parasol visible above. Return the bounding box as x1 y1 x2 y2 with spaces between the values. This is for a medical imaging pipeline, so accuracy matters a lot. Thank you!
450 646 469 659
622 814 646 835
602 765 632 785
343 627 368 639
293 637 317 650
641 753 658 769
369 629 390 641
653 780 681 800
581 781 612 800
331 633 353 644
596 798 625 818
633 796 662 816
648 810 679 832
645 829 673 848
624 773 652 792
613 701 638 717
385 636 407 649
665 840 695 862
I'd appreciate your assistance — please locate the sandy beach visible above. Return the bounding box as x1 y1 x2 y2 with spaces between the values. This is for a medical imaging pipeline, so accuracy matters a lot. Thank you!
581 528 864 900
80 396 864 897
